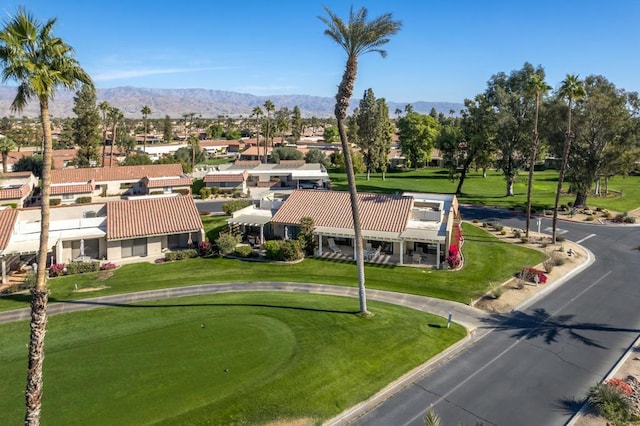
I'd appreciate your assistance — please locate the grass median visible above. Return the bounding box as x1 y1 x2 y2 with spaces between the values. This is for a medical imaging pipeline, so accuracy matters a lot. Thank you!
0 292 466 425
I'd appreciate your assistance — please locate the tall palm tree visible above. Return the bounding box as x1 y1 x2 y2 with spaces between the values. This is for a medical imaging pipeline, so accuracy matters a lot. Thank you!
98 101 110 166
319 6 401 314
0 8 91 424
107 106 123 167
188 133 200 171
525 74 551 238
263 100 274 163
0 136 16 173
552 74 585 243
251 106 263 159
141 105 151 154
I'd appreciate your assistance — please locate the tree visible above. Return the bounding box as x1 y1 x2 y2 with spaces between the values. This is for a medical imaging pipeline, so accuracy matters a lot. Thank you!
275 107 290 144
122 153 152 166
525 75 551 238
0 136 16 173
0 8 91 424
291 105 302 142
305 147 330 167
97 101 110 166
72 83 101 167
320 6 401 314
162 114 173 143
332 148 366 173
188 134 200 170
397 112 439 168
352 88 393 179
12 155 43 178
551 74 585 243
485 63 543 196
107 107 123 167
323 125 339 142
271 146 303 163
263 100 275 163
251 106 263 159
141 105 151 154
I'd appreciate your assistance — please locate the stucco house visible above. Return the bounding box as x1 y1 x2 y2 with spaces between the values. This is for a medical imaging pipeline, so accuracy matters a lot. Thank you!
0 195 204 284
0 172 38 208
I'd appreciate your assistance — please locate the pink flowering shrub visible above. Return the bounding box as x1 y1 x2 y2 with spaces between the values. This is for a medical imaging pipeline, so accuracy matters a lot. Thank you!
521 267 547 284
447 245 461 268
49 263 65 277
100 262 117 271
606 378 633 396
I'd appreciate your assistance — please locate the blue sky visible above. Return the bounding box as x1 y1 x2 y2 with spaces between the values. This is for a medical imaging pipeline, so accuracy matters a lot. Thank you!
4 1 640 104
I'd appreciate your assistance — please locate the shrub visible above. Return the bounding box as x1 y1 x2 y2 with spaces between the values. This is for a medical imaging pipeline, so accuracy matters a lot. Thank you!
50 198 61 206
197 241 213 256
472 219 479 223
602 210 612 218
199 187 212 200
176 249 198 260
446 245 461 269
606 378 633 396
500 230 507 235
76 196 92 204
264 240 281 260
494 224 504 232
280 240 304 261
555 236 565 242
491 287 503 299
216 233 241 254
174 188 190 195
482 222 489 228
222 199 252 215
624 216 636 224
512 229 522 239
542 259 554 274
612 213 626 223
66 261 100 275
520 237 529 243
1 203 18 208
587 382 634 424
164 251 177 261
150 191 164 195
100 262 117 270
49 263 65 277
233 245 256 258
585 215 595 221
520 267 547 284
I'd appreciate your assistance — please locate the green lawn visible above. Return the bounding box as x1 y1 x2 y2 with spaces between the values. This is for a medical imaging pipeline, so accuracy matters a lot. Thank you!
329 168 640 213
0 223 546 312
0 292 465 425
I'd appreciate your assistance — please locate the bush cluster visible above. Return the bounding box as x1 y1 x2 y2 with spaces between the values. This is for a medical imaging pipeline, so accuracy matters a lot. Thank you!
587 381 635 424
65 261 101 275
76 196 92 204
48 263 65 277
520 267 547 284
222 199 252 215
50 198 61 206
233 245 257 258
446 245 461 269
100 262 117 270
264 239 303 261
199 187 212 200
216 233 241 254
165 249 198 261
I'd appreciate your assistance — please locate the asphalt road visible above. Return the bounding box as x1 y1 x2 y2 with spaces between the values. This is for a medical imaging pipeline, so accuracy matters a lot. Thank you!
351 208 640 425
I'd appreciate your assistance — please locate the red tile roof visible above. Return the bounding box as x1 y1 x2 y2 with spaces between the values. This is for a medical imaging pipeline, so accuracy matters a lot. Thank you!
106 195 203 240
50 180 95 195
51 164 184 184
203 171 248 183
234 160 262 167
142 176 193 188
271 190 413 233
0 208 18 250
279 160 306 167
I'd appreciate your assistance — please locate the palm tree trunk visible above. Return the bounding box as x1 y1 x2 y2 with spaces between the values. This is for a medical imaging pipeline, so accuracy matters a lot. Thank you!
335 56 367 314
525 93 540 238
109 124 116 167
25 98 53 425
552 99 574 243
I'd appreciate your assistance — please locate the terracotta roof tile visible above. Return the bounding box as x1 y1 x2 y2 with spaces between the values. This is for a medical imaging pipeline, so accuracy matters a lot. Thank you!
0 183 30 200
271 190 412 233
142 176 192 188
203 171 248 183
106 195 203 240
51 164 184 184
0 208 18 250
50 180 95 195
234 160 261 168
279 160 306 167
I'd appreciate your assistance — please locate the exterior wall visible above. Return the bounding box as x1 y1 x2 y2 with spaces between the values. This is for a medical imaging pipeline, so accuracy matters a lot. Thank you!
147 235 163 257
107 240 122 260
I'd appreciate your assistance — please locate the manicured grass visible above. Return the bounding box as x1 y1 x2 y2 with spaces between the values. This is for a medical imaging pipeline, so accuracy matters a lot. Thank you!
0 223 546 312
0 292 465 425
200 214 229 242
329 168 640 213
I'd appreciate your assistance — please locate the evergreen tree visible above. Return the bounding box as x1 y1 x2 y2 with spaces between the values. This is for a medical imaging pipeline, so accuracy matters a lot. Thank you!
163 115 173 143
291 105 302 142
72 83 101 167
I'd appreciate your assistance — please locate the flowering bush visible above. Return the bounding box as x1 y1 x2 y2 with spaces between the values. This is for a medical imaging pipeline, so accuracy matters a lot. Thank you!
100 262 117 271
521 267 547 284
606 378 633 396
197 241 213 256
49 263 65 277
447 245 461 269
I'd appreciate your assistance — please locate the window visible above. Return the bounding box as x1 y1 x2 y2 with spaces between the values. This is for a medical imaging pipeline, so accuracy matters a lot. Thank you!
168 234 188 250
62 193 74 200
121 238 147 258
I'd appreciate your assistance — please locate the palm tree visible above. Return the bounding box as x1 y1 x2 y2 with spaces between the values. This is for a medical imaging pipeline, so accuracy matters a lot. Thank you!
107 106 123 167
188 133 200 171
263 100 274 163
319 6 401 314
552 74 585 243
525 74 551 238
141 105 151 154
0 8 91 424
251 106 263 159
0 136 16 173
98 101 110 166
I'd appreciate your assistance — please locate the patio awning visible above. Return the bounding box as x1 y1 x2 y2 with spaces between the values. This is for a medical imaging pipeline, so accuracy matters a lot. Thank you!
227 215 272 227
313 226 401 242
400 228 444 243
2 228 107 255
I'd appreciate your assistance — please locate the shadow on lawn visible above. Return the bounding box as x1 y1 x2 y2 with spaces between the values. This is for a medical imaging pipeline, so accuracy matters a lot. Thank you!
482 308 640 349
61 299 360 315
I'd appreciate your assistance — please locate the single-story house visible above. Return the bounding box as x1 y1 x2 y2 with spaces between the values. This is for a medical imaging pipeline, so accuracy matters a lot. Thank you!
0 172 38 208
0 195 204 284
214 160 330 189
270 190 459 267
49 164 190 202
203 170 249 194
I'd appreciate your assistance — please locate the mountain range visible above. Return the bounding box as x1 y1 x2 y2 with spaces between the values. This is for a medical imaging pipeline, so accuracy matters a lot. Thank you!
0 86 463 119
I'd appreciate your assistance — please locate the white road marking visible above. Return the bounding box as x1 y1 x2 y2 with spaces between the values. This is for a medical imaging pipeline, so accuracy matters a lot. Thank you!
576 234 596 244
544 227 568 234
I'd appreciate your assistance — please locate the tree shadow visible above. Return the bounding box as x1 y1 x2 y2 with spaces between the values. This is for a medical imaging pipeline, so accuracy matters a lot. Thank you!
554 395 587 417
481 308 640 349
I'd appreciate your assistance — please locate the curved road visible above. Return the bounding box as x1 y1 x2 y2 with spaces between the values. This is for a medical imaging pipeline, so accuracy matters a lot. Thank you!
347 208 640 425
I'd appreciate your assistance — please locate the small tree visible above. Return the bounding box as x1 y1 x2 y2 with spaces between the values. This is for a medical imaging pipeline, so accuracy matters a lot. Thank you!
216 233 240 254
298 216 315 255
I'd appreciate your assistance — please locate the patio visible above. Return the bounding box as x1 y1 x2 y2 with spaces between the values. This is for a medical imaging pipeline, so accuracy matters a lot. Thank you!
316 242 439 268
